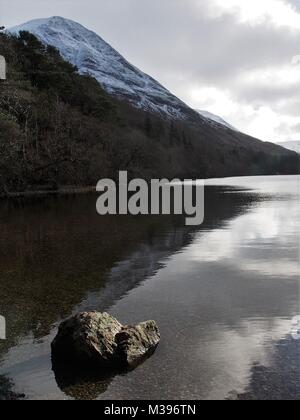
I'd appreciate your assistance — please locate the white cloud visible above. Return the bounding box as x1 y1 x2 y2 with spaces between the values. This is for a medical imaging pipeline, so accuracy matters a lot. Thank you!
209 0 300 29
291 55 300 65
181 56 300 142
188 86 238 115
183 84 300 142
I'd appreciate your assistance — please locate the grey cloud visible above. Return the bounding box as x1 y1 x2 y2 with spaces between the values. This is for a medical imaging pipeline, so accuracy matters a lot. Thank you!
292 122 300 131
275 121 300 137
285 0 300 12
276 99 300 117
232 81 300 107
81 1 300 88
3 1 299 84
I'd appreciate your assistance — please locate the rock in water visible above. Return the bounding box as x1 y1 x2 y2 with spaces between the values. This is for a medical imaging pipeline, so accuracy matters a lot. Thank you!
51 312 160 369
51 312 123 366
116 321 161 368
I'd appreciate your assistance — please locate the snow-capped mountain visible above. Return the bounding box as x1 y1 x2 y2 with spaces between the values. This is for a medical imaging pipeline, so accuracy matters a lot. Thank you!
277 141 300 154
9 16 196 120
196 110 237 131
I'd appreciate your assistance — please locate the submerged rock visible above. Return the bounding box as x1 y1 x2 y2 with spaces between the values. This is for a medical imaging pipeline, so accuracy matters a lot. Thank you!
51 312 160 369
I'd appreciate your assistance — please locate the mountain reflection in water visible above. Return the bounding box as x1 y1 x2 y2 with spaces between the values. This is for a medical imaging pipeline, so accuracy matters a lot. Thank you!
0 176 299 400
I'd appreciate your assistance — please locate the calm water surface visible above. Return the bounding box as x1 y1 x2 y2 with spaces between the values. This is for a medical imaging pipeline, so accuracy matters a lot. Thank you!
0 175 299 400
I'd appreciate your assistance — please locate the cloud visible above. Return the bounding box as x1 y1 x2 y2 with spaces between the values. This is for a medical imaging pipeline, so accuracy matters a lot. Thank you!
2 0 300 141
208 0 300 29
286 0 300 13
275 120 300 138
291 55 300 65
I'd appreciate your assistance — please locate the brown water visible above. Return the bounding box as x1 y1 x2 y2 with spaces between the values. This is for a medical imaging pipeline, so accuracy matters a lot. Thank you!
0 175 299 400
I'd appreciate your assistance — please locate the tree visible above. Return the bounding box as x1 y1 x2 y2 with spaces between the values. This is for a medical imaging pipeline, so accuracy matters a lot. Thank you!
144 113 153 138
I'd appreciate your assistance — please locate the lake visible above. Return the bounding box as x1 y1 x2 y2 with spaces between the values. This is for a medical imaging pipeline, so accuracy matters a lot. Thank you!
0 175 299 400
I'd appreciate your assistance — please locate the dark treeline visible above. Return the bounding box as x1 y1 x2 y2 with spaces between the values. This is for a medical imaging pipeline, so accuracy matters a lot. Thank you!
0 32 299 194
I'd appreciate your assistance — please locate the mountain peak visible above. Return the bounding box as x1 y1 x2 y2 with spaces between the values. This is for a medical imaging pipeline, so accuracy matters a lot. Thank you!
11 16 83 30
9 17 195 120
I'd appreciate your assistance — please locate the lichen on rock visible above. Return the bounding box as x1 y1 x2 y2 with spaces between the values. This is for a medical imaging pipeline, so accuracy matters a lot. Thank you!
116 321 161 368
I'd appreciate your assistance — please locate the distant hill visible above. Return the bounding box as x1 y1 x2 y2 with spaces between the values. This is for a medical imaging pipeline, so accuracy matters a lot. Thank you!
277 141 300 154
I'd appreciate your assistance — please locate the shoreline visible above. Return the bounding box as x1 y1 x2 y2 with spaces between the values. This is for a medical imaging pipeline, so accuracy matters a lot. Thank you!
1 174 299 200
0 186 96 200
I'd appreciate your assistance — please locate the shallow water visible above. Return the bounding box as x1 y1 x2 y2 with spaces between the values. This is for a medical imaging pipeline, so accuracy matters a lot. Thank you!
0 175 299 400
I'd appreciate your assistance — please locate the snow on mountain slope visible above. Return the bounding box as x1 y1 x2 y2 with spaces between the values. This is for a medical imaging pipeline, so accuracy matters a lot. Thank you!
196 110 238 131
9 16 196 120
277 141 300 154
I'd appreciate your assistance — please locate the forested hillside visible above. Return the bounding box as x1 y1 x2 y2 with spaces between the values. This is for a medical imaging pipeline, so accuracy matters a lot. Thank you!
0 32 299 195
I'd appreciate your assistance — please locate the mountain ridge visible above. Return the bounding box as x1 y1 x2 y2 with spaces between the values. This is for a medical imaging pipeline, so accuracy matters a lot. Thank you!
196 110 237 131
9 16 199 121
277 141 300 154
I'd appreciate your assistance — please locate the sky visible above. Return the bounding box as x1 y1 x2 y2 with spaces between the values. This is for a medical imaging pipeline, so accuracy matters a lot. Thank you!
1 0 300 142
